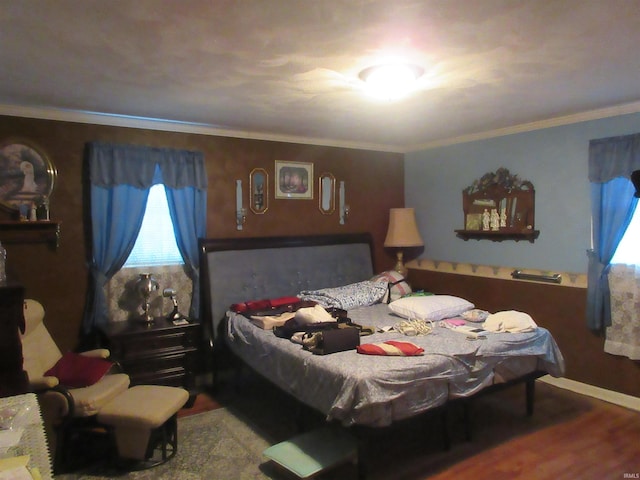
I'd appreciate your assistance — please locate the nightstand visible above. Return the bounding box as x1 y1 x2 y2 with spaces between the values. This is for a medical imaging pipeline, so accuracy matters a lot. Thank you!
99 318 201 403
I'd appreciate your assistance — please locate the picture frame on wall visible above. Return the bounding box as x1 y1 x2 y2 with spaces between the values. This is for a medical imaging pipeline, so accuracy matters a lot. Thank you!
465 213 482 230
275 160 313 200
249 167 269 214
0 139 57 214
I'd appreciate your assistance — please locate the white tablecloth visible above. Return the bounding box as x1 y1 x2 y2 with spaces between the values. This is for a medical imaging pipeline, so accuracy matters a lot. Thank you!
0 393 52 480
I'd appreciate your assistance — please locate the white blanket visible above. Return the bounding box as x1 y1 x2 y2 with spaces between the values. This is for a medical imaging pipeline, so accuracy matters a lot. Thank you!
483 310 538 333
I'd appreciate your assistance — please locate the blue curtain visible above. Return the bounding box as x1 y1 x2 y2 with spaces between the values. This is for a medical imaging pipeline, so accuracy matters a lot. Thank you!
586 133 640 330
83 142 207 334
165 185 207 319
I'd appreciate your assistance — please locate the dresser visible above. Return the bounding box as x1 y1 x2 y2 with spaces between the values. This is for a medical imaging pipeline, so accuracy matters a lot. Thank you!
99 318 201 403
0 282 29 398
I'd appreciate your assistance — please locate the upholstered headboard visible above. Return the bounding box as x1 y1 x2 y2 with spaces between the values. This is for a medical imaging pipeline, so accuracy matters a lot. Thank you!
199 233 375 347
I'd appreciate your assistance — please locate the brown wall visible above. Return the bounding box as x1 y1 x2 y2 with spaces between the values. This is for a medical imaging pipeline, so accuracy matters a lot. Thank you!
0 115 404 353
408 268 640 398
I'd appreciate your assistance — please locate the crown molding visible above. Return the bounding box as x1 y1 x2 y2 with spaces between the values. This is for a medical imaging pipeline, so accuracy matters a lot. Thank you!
405 100 640 153
3 100 639 155
0 104 403 154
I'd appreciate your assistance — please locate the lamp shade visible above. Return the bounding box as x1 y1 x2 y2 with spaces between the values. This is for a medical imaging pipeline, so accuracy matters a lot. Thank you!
384 208 424 247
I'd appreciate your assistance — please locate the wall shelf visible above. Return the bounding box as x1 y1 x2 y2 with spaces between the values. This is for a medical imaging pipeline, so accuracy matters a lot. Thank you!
456 168 539 243
0 221 61 249
455 229 540 243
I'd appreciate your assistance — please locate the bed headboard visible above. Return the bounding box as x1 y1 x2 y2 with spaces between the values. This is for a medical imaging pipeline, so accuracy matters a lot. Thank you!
199 233 375 345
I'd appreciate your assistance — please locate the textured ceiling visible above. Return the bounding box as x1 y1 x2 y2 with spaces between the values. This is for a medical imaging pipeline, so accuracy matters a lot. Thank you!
1 0 640 151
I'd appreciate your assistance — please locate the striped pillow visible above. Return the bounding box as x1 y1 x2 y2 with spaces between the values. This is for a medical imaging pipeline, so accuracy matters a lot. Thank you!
356 340 424 356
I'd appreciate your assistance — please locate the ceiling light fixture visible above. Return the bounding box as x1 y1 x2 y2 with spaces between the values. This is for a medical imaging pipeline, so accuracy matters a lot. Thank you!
359 63 424 100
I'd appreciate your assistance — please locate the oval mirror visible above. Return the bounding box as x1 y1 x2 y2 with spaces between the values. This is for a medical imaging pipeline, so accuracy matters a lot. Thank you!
318 172 335 214
249 168 268 214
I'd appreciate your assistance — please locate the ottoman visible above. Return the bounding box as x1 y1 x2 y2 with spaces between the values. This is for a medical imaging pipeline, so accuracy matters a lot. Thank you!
97 385 189 466
263 426 358 479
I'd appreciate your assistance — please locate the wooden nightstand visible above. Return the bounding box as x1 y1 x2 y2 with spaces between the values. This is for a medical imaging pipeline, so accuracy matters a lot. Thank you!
99 318 201 403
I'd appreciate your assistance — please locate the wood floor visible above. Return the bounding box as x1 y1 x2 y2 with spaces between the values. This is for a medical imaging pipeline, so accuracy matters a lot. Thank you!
180 379 640 480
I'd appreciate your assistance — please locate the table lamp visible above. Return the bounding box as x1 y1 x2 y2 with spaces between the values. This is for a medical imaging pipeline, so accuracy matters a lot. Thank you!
384 208 424 277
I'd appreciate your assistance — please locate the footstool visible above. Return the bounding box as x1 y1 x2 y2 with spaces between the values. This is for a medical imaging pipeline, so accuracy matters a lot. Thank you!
97 385 189 467
263 426 358 479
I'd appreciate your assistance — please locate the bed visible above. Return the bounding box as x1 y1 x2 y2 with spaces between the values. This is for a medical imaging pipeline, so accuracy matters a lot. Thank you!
199 233 565 429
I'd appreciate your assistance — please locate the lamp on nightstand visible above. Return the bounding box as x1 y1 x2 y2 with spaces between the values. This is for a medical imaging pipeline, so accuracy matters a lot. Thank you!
384 208 424 277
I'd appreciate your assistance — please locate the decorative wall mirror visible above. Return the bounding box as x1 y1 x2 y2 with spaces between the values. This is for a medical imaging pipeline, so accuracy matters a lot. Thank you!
318 172 335 214
249 168 268 214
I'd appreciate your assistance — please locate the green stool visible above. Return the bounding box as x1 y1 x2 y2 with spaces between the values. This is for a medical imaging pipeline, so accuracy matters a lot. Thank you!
263 425 358 479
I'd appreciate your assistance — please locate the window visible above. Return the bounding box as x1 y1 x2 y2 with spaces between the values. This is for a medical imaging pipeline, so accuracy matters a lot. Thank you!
611 203 640 265
123 184 184 268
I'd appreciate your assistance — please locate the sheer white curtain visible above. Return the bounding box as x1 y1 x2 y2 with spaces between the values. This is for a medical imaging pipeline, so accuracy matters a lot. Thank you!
605 264 640 359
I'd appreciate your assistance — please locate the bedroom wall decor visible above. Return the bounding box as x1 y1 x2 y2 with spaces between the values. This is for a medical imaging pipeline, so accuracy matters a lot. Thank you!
318 172 335 214
455 167 540 242
249 168 268 214
339 180 348 224
275 160 313 199
235 179 246 230
0 139 56 216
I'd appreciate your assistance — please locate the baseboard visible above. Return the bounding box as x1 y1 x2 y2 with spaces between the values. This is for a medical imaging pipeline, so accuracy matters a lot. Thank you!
538 375 640 412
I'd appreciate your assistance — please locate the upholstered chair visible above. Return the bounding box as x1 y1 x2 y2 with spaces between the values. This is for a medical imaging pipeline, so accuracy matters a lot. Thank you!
20 299 130 472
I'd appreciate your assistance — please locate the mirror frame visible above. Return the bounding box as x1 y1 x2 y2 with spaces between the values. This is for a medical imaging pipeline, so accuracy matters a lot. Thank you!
249 168 269 214
318 172 336 214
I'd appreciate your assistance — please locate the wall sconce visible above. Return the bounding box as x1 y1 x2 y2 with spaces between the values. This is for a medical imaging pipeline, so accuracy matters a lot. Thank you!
236 179 246 230
236 207 246 230
339 180 349 225
384 208 424 276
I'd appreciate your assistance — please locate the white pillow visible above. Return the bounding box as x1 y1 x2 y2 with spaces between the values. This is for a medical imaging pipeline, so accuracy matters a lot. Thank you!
388 295 474 321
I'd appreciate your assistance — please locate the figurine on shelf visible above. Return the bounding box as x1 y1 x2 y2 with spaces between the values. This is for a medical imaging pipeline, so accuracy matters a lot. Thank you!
500 207 507 228
29 203 37 221
482 209 490 231
18 204 29 221
490 208 500 231
36 196 50 221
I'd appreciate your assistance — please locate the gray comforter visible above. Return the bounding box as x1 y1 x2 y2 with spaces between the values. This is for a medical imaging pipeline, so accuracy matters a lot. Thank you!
226 303 565 427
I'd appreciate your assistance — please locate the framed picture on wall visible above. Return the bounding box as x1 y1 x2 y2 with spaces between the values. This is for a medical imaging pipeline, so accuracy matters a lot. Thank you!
0 139 57 213
249 167 269 214
275 160 313 200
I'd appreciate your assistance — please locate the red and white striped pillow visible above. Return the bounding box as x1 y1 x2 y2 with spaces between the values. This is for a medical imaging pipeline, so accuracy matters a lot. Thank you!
356 340 424 356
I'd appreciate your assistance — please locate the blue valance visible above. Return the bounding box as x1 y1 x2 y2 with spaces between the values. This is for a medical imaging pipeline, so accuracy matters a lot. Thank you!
588 133 640 183
88 142 207 190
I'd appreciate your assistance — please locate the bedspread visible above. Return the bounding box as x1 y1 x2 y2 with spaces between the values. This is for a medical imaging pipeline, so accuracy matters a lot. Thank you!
226 303 565 427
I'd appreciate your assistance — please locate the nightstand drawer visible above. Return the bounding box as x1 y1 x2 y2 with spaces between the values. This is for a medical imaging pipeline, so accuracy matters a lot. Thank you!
120 350 198 375
114 331 197 360
99 318 202 397
128 368 189 388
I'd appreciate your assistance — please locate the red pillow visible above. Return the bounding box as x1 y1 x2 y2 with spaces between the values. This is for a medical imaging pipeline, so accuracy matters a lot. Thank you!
45 352 113 388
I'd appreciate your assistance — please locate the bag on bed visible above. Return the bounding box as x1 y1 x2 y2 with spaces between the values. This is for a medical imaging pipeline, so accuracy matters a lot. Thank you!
274 319 340 339
302 327 360 355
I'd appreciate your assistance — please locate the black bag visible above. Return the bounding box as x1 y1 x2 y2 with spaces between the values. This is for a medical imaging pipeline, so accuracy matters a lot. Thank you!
303 327 360 355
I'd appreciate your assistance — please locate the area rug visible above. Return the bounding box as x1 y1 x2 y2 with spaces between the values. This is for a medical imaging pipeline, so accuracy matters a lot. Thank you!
54 408 275 480
52 378 594 480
